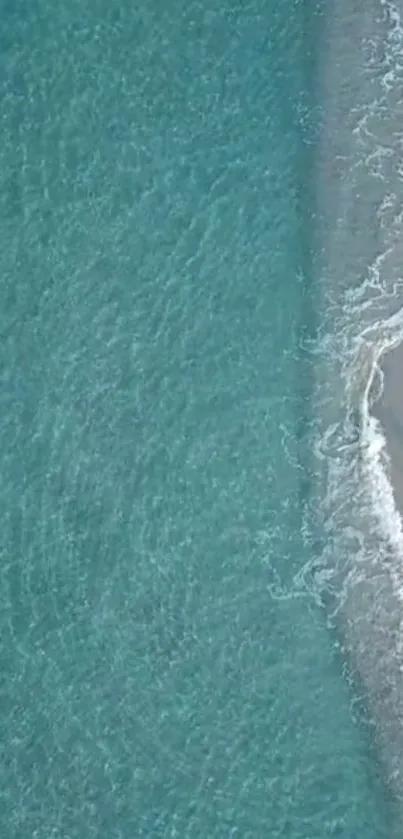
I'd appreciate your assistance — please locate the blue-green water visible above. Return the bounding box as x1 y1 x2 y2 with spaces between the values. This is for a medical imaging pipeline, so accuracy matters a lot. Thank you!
0 0 399 836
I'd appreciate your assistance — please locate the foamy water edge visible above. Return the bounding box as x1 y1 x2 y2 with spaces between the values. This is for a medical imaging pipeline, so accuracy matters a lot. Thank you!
309 0 403 818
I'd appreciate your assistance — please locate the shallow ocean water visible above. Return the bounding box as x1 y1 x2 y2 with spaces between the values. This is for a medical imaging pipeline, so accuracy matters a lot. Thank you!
0 0 400 836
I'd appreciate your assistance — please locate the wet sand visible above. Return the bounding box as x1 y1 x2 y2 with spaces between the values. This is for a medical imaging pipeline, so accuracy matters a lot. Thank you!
373 344 403 506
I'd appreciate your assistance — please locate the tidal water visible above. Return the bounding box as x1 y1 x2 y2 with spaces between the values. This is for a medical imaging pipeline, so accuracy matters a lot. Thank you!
0 0 401 836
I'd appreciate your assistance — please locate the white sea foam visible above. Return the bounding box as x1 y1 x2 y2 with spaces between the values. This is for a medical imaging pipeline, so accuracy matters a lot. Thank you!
306 2 403 812
311 0 403 620
360 330 403 552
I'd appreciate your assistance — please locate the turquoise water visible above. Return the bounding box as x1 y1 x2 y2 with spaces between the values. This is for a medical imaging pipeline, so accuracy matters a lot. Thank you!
0 0 399 836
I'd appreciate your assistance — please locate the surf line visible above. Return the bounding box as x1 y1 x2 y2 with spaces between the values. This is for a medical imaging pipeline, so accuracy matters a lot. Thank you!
327 319 403 819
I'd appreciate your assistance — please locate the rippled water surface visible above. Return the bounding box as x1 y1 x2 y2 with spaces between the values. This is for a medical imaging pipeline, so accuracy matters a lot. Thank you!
0 0 400 836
